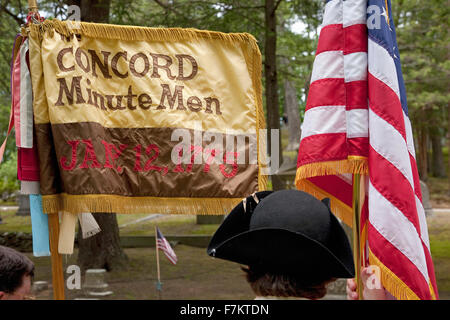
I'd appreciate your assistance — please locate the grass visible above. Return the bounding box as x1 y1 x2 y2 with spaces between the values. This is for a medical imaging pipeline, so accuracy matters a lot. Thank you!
427 211 450 296
118 214 220 236
0 210 32 233
29 246 254 300
428 177 450 208
0 211 220 236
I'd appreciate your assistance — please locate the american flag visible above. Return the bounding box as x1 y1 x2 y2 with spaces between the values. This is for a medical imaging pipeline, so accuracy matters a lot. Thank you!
295 0 438 299
156 227 177 265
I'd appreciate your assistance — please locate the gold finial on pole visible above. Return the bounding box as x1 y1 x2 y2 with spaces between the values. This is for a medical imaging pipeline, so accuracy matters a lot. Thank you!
28 0 38 12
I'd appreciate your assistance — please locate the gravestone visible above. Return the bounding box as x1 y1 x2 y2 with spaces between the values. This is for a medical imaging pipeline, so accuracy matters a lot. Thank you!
83 269 113 298
16 194 30 216
274 157 297 190
420 180 433 217
325 278 347 298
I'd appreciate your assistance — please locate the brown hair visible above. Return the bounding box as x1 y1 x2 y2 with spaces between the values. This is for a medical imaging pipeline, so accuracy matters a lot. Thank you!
242 266 335 300
0 246 35 293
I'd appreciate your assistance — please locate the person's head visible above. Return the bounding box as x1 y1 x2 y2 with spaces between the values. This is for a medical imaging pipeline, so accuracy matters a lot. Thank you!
242 266 335 300
0 245 34 300
207 190 354 299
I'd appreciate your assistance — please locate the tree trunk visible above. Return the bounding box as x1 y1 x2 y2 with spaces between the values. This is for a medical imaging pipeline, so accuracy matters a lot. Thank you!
430 127 446 177
72 0 128 272
417 119 428 181
80 0 110 23
77 213 127 272
282 59 301 152
265 0 283 190
448 102 450 196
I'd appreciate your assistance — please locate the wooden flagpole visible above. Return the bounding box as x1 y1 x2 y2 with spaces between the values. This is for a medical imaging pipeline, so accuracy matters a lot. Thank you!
155 226 162 300
48 213 65 300
352 174 363 299
27 0 65 300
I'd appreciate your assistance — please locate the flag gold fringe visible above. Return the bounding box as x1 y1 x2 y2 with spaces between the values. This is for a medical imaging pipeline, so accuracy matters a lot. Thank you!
296 177 353 227
368 249 424 300
42 193 243 215
295 157 368 181
430 283 438 300
294 157 368 226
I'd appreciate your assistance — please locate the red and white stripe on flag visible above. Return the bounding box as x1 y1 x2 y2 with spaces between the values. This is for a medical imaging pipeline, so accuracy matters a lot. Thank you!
295 0 438 300
296 0 369 227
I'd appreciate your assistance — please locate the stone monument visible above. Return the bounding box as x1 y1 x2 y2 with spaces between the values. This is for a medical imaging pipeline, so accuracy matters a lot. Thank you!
420 180 433 216
16 194 30 216
83 269 113 298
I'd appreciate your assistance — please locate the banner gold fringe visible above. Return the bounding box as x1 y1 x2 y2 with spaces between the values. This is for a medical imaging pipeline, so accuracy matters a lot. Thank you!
368 249 423 300
28 19 260 53
249 35 267 192
42 194 243 215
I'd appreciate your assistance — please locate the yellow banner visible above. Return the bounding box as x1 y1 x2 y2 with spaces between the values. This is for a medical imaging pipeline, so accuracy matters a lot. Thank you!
27 20 266 215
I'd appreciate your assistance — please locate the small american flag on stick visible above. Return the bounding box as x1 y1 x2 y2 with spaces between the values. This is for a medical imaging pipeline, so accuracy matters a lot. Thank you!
156 227 177 265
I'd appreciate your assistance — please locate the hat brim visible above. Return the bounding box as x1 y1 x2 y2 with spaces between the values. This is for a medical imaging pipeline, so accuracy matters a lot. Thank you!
207 208 354 279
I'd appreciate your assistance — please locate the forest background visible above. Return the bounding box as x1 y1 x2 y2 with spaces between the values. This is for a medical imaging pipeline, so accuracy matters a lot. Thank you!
0 0 448 286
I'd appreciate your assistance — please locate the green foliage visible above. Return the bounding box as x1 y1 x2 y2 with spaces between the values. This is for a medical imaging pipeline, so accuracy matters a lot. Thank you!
0 150 19 197
277 1 320 122
392 0 449 130
0 0 447 181
0 103 16 162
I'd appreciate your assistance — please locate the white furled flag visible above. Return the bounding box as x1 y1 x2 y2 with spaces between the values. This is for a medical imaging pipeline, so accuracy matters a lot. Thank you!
156 227 177 265
295 0 438 300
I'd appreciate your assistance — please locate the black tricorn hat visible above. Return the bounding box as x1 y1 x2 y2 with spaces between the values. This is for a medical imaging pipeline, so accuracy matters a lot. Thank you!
207 190 355 280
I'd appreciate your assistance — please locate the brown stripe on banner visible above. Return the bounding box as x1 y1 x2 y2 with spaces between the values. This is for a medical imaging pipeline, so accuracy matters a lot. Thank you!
35 123 63 195
36 122 259 198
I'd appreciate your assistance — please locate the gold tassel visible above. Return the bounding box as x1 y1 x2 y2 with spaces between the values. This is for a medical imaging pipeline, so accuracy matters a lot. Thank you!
42 193 243 215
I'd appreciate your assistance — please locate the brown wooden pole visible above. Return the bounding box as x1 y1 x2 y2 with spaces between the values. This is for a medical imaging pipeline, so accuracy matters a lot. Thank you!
48 213 65 300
